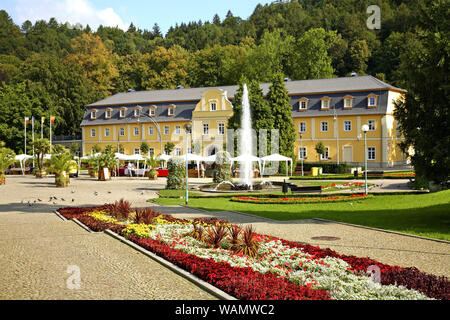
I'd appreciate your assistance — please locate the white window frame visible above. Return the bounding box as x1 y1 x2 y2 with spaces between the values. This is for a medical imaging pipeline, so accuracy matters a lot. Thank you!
90 128 96 137
148 126 154 135
203 123 209 135
321 98 330 110
119 109 126 118
299 122 307 133
134 148 140 155
368 147 376 161
134 109 140 117
105 110 112 119
368 120 376 131
168 107 174 116
175 126 181 135
299 100 307 110
149 108 156 116
210 102 217 111
320 121 328 132
175 147 182 156
344 120 352 132
298 147 307 160
134 127 139 136
149 148 154 156
320 147 329 160
104 128 110 137
164 125 170 135
119 127 125 137
90 111 96 120
218 123 225 135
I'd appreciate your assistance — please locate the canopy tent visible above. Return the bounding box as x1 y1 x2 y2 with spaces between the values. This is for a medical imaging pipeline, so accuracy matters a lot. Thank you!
260 153 293 177
230 155 262 173
174 153 204 178
14 154 33 175
202 154 217 163
156 154 171 168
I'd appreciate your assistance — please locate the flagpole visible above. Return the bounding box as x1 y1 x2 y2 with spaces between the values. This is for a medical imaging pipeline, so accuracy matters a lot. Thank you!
24 117 27 155
41 117 44 139
32 117 35 167
49 116 52 148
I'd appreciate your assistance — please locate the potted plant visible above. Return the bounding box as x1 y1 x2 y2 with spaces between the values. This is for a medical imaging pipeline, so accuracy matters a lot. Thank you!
97 150 117 181
0 142 15 185
87 155 99 178
145 155 159 180
49 148 72 187
31 138 51 178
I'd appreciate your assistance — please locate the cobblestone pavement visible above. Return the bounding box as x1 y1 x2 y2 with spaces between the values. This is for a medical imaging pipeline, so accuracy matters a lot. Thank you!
0 174 448 300
0 175 214 300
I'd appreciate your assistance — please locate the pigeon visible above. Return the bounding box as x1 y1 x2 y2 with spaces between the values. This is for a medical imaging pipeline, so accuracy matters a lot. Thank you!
37 199 42 202
53 202 57 205
61 198 65 201
107 191 111 194
72 199 75 202
94 192 98 196
71 190 75 194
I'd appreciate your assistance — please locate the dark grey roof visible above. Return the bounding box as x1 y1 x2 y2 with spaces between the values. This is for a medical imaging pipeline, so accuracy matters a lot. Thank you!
86 75 404 107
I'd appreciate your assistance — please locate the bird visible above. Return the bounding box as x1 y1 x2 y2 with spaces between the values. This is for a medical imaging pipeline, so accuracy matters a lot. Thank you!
94 192 98 196
71 190 75 194
61 198 65 201
107 191 111 194
37 199 42 202
72 199 75 202
53 202 57 205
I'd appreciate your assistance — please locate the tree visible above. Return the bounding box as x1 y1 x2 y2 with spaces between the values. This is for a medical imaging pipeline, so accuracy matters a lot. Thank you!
164 142 175 155
0 141 15 184
166 158 185 190
394 0 450 186
31 138 50 177
140 141 149 155
315 142 326 162
266 73 296 163
49 146 72 187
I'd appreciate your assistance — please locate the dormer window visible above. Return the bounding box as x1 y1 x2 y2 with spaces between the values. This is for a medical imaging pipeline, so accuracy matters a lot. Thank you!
298 98 308 111
343 95 353 109
168 104 176 116
149 105 157 116
90 110 97 120
210 101 217 111
105 108 113 119
134 106 142 117
367 94 378 108
321 97 330 110
119 107 127 118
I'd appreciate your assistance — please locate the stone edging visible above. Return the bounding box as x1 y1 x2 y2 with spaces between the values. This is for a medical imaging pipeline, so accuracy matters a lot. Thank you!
104 229 237 301
180 205 277 222
311 218 450 245
53 210 67 221
72 218 96 233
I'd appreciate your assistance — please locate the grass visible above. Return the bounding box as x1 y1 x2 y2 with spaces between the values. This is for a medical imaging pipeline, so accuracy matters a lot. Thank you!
153 189 450 241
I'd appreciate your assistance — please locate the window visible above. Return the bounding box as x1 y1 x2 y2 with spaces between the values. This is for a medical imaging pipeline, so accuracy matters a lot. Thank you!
168 105 175 116
344 120 352 132
299 122 307 133
175 126 181 135
90 111 97 120
321 97 330 110
149 148 154 156
90 128 96 137
320 121 328 132
175 147 181 156
164 126 170 135
218 123 225 135
104 128 110 137
299 98 308 111
119 109 126 118
134 148 140 155
105 109 112 119
299 147 307 160
203 123 209 135
148 126 154 135
149 106 156 116
134 108 140 117
367 94 377 108
134 127 139 136
119 127 125 136
343 96 353 109
210 102 217 111
368 147 376 160
320 147 329 160
368 120 376 131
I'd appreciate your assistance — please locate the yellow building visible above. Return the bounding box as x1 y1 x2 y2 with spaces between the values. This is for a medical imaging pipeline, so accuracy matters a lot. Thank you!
81 75 408 168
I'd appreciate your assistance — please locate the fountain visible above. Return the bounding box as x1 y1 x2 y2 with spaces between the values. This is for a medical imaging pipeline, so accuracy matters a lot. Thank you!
238 84 254 189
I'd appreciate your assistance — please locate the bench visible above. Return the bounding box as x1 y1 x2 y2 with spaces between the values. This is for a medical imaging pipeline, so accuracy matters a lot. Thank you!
289 185 322 193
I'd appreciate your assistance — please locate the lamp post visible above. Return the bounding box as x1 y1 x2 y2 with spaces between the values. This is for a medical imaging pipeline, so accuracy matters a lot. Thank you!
361 124 369 195
300 133 304 176
184 123 192 205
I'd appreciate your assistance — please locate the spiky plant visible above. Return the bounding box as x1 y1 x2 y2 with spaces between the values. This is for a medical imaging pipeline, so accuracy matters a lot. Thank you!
117 198 132 220
188 222 206 242
236 225 260 257
229 224 243 251
206 223 228 248
135 208 159 224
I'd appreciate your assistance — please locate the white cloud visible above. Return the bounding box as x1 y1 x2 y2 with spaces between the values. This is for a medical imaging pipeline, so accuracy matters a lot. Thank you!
13 0 128 30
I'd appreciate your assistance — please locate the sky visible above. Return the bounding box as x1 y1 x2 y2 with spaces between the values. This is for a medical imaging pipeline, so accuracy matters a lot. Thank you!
1 0 273 35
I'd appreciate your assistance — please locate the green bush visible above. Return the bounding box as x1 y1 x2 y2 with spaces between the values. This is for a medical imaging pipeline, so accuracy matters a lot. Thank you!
295 162 354 174
166 158 185 190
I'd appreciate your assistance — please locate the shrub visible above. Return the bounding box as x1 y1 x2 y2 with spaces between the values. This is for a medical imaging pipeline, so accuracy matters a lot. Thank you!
188 222 206 242
205 223 228 248
122 224 155 238
212 151 232 183
166 158 186 190
135 208 160 224
229 224 243 251
235 225 260 257
295 162 352 174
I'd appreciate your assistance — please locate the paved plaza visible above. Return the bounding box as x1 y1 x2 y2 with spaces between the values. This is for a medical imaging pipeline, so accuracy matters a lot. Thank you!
0 174 448 299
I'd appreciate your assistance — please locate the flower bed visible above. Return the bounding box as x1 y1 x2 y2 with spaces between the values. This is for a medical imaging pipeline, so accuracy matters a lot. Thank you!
57 204 449 300
230 194 372 204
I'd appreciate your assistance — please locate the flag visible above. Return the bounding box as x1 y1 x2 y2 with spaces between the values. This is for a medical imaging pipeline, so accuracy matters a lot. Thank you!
41 116 45 123
32 116 35 124
50 116 55 123
25 117 29 124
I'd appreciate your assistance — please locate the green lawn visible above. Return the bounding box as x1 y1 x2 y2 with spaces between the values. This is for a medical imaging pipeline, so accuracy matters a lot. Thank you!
153 189 450 241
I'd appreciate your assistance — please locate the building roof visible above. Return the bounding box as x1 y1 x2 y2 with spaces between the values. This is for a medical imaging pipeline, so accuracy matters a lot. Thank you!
86 75 405 108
